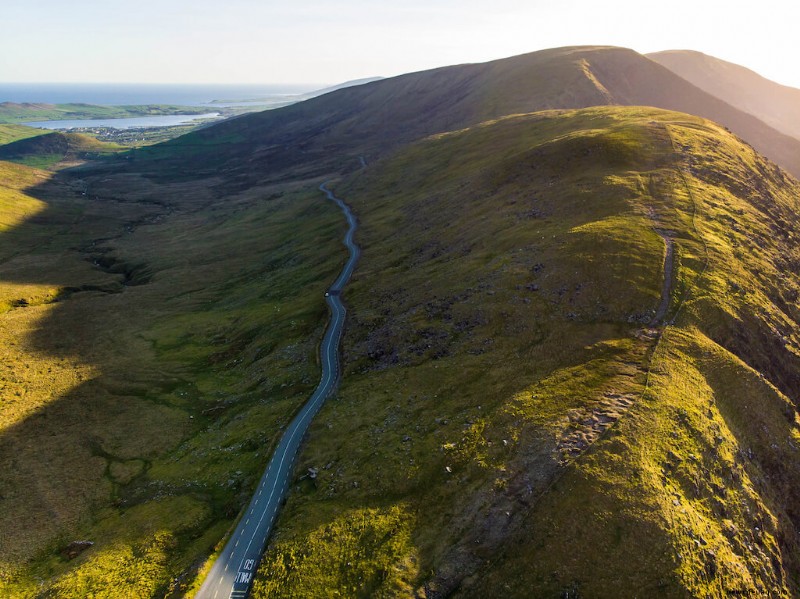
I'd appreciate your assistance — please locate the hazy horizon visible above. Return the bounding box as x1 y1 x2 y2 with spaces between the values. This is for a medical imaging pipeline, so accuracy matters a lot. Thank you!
1 46 798 93
2 0 800 89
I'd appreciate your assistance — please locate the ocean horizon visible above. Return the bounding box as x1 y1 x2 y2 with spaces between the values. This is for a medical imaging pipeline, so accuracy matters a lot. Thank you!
0 82 326 106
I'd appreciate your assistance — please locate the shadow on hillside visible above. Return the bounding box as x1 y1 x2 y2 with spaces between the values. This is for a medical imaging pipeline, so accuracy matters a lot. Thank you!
0 155 597 592
0 159 217 569
0 145 369 588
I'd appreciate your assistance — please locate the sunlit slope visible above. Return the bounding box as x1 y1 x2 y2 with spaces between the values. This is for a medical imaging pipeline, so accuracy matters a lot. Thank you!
0 161 49 235
0 131 122 169
247 106 800 598
467 114 800 598
140 46 800 180
0 124 47 146
650 49 800 142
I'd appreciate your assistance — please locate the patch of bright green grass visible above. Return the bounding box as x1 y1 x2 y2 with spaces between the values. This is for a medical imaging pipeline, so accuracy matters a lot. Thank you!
252 505 417 598
0 132 124 170
0 124 47 146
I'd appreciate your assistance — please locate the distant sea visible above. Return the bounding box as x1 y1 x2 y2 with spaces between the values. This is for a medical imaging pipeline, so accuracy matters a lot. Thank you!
0 83 324 106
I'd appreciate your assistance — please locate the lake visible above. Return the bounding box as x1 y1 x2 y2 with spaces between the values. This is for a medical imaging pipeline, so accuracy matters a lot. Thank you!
24 112 221 130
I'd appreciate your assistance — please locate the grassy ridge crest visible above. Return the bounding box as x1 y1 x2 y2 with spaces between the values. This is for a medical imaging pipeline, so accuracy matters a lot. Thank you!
243 106 800 597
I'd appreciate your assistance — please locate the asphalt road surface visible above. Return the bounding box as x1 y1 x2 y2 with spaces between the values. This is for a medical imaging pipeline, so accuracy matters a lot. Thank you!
195 183 359 599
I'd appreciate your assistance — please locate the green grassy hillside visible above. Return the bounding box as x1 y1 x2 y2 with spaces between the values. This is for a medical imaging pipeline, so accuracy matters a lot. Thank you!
0 102 213 124
650 50 800 142
136 46 800 181
0 161 346 596
242 106 800 598
0 124 47 146
0 132 123 169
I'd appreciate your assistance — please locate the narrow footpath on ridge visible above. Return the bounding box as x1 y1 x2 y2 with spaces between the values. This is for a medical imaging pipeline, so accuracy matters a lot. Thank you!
195 182 360 599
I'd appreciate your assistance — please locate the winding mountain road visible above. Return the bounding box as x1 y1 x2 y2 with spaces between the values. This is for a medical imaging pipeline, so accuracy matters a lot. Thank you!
195 183 359 599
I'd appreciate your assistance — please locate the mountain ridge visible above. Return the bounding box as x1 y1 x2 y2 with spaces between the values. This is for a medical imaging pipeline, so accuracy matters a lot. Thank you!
247 105 800 597
139 45 800 181
649 49 800 142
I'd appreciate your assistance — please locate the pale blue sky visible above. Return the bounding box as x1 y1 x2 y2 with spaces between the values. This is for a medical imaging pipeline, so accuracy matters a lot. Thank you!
2 0 799 88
